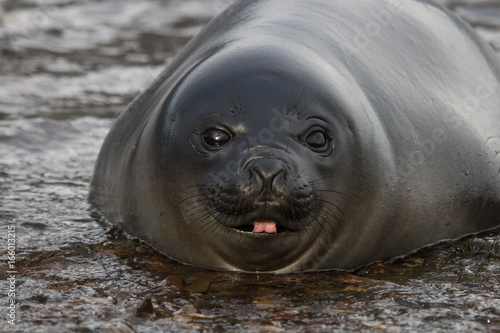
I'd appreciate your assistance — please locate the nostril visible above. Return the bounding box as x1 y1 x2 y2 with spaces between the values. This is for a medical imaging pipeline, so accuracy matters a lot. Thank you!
249 159 286 189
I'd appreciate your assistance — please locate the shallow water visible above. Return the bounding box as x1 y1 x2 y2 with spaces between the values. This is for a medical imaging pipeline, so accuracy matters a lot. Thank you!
0 0 499 332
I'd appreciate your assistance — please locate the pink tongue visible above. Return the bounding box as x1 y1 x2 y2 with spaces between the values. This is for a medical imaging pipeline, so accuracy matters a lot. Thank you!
252 220 277 234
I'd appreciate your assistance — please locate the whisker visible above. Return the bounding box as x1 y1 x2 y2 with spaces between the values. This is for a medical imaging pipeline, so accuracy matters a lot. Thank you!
297 163 316 178
313 189 350 197
316 205 343 232
197 208 223 234
315 198 346 220
309 176 332 184
179 198 213 220
185 206 214 228
294 76 309 110
301 216 318 242
175 193 207 208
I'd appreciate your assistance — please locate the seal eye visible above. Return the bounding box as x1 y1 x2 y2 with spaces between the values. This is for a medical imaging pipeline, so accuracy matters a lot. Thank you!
202 129 231 149
305 130 329 151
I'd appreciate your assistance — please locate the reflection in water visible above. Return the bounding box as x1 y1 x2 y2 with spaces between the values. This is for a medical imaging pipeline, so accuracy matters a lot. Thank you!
0 0 499 331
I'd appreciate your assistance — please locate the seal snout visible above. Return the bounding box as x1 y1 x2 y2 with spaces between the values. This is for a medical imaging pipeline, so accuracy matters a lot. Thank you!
248 158 287 195
206 154 316 235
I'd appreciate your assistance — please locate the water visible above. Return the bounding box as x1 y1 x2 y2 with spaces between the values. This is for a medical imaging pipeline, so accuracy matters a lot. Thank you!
0 0 499 331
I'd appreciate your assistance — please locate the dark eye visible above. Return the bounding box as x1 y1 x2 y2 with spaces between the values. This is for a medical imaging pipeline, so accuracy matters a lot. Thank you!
202 129 231 149
305 130 329 151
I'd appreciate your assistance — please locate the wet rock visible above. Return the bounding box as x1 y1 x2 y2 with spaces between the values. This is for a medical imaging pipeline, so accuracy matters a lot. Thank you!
184 272 212 293
159 275 184 290
134 296 154 317
268 309 301 320
209 281 237 292
467 237 500 258
173 304 197 315
252 296 282 310
185 280 210 294
31 294 50 304
103 320 137 333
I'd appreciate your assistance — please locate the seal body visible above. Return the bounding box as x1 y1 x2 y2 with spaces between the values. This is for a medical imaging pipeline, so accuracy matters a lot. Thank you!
89 0 500 273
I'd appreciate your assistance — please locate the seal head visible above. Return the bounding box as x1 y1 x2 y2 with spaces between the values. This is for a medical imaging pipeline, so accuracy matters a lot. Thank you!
153 45 376 272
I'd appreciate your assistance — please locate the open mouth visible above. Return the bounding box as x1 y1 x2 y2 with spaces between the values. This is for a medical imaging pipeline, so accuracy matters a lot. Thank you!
233 220 292 234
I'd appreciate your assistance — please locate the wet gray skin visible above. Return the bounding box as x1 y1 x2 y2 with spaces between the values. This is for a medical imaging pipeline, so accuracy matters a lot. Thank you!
89 0 500 273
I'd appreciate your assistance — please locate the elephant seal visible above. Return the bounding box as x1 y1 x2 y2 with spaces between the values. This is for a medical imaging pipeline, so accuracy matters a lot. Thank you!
89 0 500 273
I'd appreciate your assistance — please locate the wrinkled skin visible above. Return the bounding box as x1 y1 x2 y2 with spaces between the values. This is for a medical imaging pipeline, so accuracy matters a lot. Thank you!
89 0 500 273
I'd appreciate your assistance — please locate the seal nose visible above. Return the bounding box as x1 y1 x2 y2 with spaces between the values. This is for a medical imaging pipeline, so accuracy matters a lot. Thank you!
249 158 285 191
